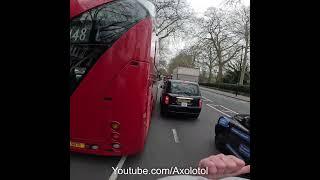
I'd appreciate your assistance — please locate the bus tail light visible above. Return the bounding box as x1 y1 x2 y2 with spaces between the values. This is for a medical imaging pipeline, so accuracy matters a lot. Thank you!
91 145 99 150
199 99 202 108
112 143 121 149
111 121 120 131
164 96 169 105
112 132 120 140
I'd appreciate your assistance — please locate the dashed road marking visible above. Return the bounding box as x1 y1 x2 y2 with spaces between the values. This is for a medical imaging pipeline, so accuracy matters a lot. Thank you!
172 129 180 143
109 156 127 180
218 104 238 114
202 96 213 102
206 104 232 117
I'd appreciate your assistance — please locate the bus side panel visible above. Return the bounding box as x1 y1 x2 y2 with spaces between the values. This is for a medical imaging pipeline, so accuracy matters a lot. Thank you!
144 66 152 138
70 18 153 155
70 61 149 155
111 61 149 154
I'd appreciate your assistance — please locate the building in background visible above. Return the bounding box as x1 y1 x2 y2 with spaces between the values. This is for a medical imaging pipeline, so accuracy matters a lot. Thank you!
172 67 200 82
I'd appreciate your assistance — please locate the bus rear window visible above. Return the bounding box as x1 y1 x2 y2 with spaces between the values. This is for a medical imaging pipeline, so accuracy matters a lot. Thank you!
70 0 148 95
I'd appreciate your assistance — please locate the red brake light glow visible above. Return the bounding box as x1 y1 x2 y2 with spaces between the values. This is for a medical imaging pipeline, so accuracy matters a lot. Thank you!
112 132 120 140
164 96 169 104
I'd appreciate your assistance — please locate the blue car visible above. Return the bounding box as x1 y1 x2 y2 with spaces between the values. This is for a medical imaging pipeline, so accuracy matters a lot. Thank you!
215 114 250 164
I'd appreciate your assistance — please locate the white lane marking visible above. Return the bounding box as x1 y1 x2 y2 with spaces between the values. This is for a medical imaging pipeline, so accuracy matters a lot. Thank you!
206 104 231 118
223 110 232 113
109 156 127 180
218 104 238 114
172 129 180 143
202 96 213 102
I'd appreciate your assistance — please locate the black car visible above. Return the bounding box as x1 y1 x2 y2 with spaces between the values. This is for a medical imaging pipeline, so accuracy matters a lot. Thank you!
160 80 202 118
215 114 250 164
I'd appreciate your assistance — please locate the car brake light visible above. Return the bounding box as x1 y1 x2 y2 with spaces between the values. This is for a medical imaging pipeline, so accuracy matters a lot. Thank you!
164 96 169 104
199 99 202 108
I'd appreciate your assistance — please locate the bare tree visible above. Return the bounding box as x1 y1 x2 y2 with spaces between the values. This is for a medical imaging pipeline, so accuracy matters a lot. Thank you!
197 8 242 83
183 42 203 66
151 0 193 42
223 51 249 84
158 37 171 62
197 39 218 83
223 0 243 7
230 6 250 85
151 0 193 72
167 51 194 74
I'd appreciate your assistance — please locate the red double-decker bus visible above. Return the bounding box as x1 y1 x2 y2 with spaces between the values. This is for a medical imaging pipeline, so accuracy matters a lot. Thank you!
70 0 159 156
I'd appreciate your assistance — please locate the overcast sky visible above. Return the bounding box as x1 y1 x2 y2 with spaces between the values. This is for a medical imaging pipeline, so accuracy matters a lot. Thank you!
188 0 250 16
165 0 250 62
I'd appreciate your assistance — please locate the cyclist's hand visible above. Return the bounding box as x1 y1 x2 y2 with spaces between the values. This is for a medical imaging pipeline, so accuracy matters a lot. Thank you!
198 154 250 180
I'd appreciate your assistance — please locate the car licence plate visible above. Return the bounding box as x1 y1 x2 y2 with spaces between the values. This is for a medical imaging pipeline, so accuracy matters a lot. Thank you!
181 102 188 107
70 142 85 149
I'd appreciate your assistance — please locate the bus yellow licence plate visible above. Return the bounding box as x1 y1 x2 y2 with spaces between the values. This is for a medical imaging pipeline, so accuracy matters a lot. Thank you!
70 142 85 148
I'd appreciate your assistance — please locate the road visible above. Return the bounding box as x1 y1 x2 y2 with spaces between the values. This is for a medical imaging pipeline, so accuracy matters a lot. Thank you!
70 83 250 180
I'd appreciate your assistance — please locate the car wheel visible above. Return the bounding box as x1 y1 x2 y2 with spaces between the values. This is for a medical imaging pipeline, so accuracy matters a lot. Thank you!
160 105 168 117
190 114 200 120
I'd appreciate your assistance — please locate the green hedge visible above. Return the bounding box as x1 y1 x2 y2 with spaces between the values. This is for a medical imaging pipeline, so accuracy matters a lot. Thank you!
199 83 250 95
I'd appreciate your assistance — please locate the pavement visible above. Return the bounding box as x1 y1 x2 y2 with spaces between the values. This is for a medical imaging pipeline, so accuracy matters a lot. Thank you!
70 81 250 180
200 86 250 102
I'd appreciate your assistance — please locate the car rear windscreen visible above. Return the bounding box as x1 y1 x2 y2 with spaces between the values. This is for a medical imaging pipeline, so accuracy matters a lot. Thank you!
170 82 200 96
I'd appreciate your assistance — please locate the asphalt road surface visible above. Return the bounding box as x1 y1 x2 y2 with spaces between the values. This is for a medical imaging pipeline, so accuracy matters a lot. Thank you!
70 82 250 180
